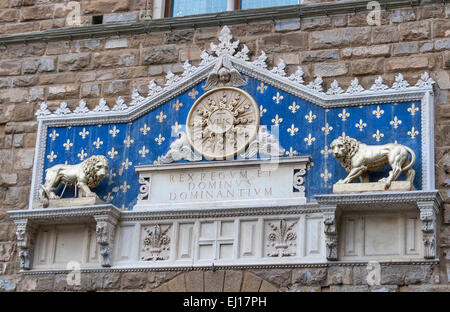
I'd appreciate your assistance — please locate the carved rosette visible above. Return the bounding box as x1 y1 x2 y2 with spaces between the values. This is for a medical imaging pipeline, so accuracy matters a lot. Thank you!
186 87 260 160
418 202 438 259
323 212 338 261
265 219 297 257
140 224 171 261
14 219 36 270
94 215 118 267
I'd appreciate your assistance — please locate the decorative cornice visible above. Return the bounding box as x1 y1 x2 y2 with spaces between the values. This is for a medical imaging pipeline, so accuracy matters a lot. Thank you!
20 259 439 275
0 0 443 45
8 204 121 223
315 190 443 207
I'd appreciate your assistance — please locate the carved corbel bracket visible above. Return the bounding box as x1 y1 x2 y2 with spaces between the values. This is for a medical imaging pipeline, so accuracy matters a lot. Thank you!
417 201 440 259
94 214 118 267
322 205 340 261
14 219 37 270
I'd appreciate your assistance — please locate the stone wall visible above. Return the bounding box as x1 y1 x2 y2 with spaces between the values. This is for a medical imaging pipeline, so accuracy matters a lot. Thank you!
0 0 148 34
0 2 449 291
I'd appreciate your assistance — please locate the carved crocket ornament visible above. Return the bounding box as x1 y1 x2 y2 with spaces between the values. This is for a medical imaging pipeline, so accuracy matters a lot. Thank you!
330 135 416 189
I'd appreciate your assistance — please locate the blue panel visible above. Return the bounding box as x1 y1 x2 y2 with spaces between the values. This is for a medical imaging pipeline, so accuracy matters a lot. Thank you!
44 77 423 210
241 0 298 10
172 0 227 17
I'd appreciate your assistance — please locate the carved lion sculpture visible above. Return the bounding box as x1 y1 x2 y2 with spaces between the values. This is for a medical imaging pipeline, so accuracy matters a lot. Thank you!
330 135 416 189
39 155 109 207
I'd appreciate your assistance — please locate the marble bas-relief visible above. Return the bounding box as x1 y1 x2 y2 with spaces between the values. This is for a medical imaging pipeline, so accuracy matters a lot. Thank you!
134 157 309 210
330 135 416 193
37 155 108 208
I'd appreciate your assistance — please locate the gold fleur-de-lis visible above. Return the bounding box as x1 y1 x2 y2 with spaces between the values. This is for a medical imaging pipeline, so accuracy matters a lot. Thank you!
109 125 120 137
47 151 57 162
63 139 73 151
172 99 183 111
320 146 332 158
49 129 59 141
407 103 419 116
123 136 134 148
154 133 165 145
77 149 87 161
171 121 182 134
390 116 402 129
153 156 162 165
271 114 283 126
156 111 167 123
338 109 350 121
285 147 298 158
305 111 317 123
304 133 316 146
79 128 89 139
407 127 419 139
287 124 298 136
122 158 133 169
320 168 332 183
259 105 267 117
355 119 367 131
120 181 130 193
140 124 150 135
257 82 267 94
138 145 149 158
106 169 116 182
272 92 284 104
93 137 103 149
306 162 314 170
321 123 333 135
107 147 118 159
372 130 384 142
188 88 198 99
372 106 384 119
289 101 300 114
103 192 114 202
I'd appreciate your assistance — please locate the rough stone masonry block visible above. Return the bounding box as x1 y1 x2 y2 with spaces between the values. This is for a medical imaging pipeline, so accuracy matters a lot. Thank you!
185 271 203 292
313 62 348 77
275 19 301 32
291 268 322 287
121 272 146 289
249 269 292 288
21 5 53 21
241 272 262 292
372 25 400 44
165 274 186 292
223 270 243 292
58 53 91 72
385 56 429 72
204 271 225 292
47 84 79 100
83 0 131 14
392 42 419 56
142 46 178 65
399 21 431 41
0 60 21 76
351 58 384 75
310 27 370 49
91 50 138 69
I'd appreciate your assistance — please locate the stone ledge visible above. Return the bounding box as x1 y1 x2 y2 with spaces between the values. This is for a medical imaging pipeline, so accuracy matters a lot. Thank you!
0 0 437 45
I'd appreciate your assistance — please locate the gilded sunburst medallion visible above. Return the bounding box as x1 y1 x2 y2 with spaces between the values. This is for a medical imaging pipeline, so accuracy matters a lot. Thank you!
186 87 259 160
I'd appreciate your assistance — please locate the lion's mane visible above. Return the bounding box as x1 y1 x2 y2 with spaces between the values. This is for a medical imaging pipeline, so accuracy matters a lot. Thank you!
330 136 360 171
82 155 108 188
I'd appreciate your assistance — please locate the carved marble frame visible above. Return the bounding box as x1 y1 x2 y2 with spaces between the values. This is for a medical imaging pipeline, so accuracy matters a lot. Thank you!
29 26 436 209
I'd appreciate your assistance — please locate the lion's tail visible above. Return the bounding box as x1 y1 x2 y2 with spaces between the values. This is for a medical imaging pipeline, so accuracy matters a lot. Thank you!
402 145 416 172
